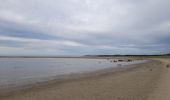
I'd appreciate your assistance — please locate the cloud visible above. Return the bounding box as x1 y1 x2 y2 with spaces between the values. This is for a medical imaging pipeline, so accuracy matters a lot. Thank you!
0 0 170 55
0 35 86 48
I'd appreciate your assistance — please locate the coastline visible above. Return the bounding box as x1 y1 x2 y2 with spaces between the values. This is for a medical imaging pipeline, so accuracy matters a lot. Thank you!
0 58 146 90
0 59 169 100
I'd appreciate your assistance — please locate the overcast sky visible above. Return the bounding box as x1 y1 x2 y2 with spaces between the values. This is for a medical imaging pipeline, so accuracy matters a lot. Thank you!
0 0 170 56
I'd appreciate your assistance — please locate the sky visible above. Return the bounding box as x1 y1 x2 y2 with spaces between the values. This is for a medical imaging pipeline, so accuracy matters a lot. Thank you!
0 0 170 56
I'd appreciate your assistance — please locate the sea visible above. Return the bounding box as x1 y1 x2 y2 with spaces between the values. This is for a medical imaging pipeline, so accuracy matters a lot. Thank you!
0 58 146 88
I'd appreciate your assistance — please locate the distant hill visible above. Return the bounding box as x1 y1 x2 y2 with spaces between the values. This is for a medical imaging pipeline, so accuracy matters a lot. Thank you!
165 54 170 55
84 54 170 57
0 53 170 58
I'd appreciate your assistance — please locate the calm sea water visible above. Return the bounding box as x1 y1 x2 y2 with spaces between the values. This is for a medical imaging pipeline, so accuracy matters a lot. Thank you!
0 58 146 88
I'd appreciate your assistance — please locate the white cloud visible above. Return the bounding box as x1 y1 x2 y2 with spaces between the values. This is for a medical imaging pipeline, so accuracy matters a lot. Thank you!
0 35 86 48
0 0 170 55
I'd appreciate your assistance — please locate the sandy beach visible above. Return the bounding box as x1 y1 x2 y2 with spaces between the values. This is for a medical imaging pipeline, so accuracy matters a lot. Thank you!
0 58 169 100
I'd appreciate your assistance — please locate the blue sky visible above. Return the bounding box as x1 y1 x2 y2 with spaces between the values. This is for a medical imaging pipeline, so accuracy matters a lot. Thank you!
0 0 170 56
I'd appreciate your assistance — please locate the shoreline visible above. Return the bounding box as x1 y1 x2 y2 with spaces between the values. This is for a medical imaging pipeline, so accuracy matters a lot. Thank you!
0 59 169 100
0 59 146 90
0 60 149 94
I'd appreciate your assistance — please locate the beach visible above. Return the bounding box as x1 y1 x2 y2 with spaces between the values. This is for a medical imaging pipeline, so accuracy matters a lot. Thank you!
0 58 170 100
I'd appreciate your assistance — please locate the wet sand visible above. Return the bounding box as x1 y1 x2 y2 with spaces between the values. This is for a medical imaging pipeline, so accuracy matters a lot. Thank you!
0 58 169 100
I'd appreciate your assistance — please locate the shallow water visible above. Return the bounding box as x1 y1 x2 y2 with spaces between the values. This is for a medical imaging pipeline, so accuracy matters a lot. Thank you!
0 58 146 87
